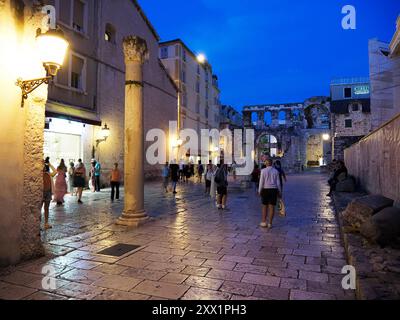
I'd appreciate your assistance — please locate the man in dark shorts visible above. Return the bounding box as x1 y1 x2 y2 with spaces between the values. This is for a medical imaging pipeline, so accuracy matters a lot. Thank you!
215 163 228 210
169 161 180 194
258 159 282 228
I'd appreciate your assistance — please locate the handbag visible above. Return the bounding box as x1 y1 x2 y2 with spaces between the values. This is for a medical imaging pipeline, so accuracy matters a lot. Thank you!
277 197 286 217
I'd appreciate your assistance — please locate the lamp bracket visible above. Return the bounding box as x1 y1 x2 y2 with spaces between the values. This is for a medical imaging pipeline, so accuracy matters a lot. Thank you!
16 76 52 108
96 137 107 147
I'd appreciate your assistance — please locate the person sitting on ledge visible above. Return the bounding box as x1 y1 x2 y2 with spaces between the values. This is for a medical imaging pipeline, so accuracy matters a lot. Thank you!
327 160 348 197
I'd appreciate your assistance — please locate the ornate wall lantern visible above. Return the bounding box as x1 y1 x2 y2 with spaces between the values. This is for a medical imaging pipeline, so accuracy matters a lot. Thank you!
16 27 69 107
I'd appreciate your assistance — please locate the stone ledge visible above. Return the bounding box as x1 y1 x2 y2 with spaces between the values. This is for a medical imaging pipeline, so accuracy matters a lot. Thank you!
332 192 400 300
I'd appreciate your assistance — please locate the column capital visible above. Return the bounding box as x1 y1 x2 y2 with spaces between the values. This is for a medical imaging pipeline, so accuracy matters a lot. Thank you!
123 36 149 64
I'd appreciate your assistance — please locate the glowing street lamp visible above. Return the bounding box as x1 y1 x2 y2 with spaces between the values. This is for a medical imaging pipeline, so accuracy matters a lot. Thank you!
197 53 206 64
16 27 69 107
322 134 331 141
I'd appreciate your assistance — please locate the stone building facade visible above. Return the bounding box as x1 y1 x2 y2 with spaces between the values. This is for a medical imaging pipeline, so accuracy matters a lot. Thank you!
369 20 400 131
330 78 372 160
0 0 50 266
159 39 221 162
243 97 331 172
42 0 178 180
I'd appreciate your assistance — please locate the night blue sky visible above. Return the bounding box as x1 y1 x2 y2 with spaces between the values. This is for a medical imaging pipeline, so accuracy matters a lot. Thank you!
140 0 400 110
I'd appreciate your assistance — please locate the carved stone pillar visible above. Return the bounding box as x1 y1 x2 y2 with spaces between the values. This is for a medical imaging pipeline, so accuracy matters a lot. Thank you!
117 36 149 227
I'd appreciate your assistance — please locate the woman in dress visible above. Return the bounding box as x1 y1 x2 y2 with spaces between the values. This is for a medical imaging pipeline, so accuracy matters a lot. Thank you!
74 159 86 204
53 159 68 206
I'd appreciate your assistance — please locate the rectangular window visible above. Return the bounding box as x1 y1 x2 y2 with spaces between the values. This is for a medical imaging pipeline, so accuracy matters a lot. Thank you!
196 81 200 93
345 119 352 128
59 0 71 25
160 47 168 59
175 45 180 57
205 108 209 118
182 49 187 62
70 55 85 90
352 104 359 112
344 87 352 98
73 0 85 33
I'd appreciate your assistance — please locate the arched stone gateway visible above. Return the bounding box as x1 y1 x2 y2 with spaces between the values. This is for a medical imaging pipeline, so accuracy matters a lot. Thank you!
243 97 332 172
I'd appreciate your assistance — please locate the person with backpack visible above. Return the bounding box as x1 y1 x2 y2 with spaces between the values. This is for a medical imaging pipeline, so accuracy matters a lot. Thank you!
215 163 228 210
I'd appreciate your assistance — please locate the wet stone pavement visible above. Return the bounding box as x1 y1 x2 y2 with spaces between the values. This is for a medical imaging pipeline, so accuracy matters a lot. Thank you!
0 172 356 300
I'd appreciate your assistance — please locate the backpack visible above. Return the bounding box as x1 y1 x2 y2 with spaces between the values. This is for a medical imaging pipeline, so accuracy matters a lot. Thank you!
214 168 227 186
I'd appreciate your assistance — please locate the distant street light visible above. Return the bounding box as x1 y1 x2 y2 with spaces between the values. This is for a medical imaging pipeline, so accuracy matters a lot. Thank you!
322 134 330 141
197 53 206 64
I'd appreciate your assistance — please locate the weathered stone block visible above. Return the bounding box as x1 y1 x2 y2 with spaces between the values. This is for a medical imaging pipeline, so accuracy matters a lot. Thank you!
341 195 394 230
360 207 400 247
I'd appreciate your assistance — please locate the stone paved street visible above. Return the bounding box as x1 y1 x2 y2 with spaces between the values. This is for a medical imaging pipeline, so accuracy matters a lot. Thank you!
0 172 355 300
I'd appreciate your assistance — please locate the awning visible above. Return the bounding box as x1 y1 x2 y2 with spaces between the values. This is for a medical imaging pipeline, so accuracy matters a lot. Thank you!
46 100 102 126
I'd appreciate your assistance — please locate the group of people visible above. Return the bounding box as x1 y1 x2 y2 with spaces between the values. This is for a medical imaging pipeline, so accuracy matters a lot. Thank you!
162 160 230 210
41 157 122 230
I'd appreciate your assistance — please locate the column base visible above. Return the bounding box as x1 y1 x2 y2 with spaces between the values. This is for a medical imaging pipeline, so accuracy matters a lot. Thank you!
116 210 148 227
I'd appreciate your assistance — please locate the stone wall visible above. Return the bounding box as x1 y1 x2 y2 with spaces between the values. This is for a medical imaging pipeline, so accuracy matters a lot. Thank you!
344 114 400 206
333 136 363 161
0 1 46 266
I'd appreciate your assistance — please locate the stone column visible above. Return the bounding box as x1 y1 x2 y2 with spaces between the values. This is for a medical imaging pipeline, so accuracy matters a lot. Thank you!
117 36 149 227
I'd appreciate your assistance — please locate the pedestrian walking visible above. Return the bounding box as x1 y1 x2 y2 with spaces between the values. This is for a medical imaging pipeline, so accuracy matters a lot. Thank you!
232 161 237 181
68 162 75 196
42 160 56 230
95 160 102 192
170 161 180 194
197 160 204 183
258 159 282 229
210 164 217 200
162 162 170 193
53 159 68 206
110 163 121 202
74 159 86 204
251 164 261 193
205 162 213 195
215 163 228 210
89 159 96 192
274 160 287 216
179 159 184 182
